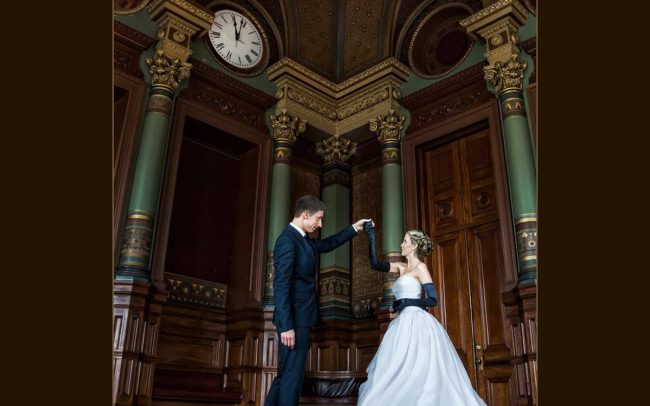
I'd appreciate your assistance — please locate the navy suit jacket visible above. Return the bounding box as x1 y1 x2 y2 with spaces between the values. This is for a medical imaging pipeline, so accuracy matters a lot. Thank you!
272 224 358 332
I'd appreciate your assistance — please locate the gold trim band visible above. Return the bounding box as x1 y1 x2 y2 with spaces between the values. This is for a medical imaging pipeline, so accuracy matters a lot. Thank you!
516 217 537 224
128 214 154 220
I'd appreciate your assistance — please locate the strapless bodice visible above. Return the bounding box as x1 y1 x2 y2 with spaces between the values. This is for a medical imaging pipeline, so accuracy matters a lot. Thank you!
392 274 422 300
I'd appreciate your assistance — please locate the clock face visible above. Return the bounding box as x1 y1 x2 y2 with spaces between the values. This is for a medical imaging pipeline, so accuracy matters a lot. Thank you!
209 10 264 69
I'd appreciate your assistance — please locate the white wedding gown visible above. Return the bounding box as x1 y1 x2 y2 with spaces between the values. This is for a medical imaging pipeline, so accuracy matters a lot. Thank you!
357 274 487 406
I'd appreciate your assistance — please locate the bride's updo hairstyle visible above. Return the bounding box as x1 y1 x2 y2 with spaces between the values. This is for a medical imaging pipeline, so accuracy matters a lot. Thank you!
407 229 434 258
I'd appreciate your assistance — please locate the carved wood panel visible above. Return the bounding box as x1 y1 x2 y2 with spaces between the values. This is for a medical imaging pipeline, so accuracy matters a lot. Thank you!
460 129 499 225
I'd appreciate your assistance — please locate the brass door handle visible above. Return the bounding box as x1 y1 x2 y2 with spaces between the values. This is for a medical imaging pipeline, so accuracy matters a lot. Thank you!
475 344 484 372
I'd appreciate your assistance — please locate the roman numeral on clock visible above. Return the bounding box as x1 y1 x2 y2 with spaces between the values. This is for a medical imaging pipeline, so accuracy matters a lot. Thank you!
245 54 252 64
213 22 222 29
210 31 221 38
251 49 259 56
226 51 232 60
215 43 224 50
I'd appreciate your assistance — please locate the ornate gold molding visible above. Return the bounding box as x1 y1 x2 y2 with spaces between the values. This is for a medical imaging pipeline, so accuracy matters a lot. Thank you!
145 48 192 89
148 0 213 29
484 55 527 94
459 0 528 30
270 58 407 136
268 57 410 97
316 135 357 164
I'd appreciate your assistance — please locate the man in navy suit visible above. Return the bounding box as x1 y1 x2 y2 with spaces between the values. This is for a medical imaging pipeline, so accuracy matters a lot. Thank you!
264 194 370 406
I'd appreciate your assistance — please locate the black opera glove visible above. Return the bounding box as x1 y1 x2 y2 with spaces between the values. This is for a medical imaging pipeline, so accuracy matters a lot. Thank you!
392 283 439 312
364 222 390 272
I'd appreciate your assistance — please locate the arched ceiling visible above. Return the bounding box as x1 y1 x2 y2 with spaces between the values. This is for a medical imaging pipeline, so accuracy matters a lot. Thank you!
194 0 489 82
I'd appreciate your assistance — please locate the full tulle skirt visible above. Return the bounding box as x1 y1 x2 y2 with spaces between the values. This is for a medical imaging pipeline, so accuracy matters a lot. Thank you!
357 307 487 406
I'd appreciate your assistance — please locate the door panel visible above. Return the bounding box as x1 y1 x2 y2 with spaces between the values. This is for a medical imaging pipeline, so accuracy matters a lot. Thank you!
459 130 499 225
422 142 465 233
467 221 512 402
431 231 475 379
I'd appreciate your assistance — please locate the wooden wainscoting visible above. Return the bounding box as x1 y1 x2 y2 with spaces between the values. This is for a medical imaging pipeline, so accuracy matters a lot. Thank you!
153 303 243 405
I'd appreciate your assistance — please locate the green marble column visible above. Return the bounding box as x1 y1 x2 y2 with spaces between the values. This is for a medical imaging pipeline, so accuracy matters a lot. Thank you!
369 110 406 311
460 0 537 285
487 70 537 284
115 49 191 281
263 110 306 308
315 135 357 320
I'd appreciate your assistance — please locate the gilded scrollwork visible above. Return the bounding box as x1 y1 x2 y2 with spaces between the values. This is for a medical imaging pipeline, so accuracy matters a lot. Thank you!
287 88 338 120
337 88 389 120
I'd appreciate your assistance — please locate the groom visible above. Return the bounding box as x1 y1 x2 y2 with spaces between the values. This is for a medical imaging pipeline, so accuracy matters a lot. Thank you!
264 194 370 406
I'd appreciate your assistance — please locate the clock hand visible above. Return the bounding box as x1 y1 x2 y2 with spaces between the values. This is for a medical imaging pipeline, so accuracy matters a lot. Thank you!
232 15 239 41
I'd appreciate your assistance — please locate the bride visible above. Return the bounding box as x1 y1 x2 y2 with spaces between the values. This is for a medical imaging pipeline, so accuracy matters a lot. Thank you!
357 223 487 406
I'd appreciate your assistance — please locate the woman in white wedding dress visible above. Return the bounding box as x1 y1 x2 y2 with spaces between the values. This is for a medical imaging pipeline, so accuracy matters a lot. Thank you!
357 223 487 406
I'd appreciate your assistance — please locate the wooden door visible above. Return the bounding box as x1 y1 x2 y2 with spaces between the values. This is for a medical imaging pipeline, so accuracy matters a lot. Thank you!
418 128 513 405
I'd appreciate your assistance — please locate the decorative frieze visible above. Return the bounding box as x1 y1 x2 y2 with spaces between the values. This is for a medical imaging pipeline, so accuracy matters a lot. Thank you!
165 272 227 309
269 57 409 136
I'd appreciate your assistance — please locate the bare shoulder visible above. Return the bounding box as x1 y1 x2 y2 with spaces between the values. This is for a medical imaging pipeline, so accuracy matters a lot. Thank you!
416 262 433 282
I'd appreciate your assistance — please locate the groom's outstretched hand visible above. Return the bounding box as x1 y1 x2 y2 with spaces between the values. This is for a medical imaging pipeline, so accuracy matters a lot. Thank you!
353 218 373 232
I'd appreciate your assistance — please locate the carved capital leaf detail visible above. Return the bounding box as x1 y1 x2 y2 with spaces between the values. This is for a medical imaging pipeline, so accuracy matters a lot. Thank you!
369 110 405 143
484 55 527 94
145 49 192 89
270 109 307 143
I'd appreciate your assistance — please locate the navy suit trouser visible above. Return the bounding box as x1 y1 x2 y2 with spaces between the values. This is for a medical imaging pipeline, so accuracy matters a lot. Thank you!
264 326 311 406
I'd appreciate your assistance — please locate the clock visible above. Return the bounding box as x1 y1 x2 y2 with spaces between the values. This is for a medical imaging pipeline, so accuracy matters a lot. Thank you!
206 9 270 77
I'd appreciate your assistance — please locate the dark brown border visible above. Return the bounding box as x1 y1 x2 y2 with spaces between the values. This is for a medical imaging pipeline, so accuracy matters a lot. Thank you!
6 1 112 405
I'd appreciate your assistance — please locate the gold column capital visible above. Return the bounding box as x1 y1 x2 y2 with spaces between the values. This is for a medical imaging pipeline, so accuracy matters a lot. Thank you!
484 55 528 94
460 0 530 95
145 48 192 90
143 0 213 89
316 135 357 165
369 110 405 144
270 109 307 144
